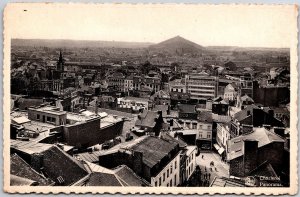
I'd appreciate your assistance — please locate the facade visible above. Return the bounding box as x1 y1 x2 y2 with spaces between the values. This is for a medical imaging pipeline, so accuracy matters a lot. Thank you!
133 75 162 93
28 105 67 126
107 72 125 92
227 127 285 178
117 97 150 112
169 79 187 93
185 71 217 101
224 83 238 102
98 136 181 187
124 77 134 93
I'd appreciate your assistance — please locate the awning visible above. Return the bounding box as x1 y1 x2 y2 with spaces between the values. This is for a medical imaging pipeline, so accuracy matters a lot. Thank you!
218 147 225 155
214 143 220 150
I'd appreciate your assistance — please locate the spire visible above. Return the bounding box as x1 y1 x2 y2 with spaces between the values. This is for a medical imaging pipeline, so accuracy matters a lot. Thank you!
57 49 64 71
58 49 64 64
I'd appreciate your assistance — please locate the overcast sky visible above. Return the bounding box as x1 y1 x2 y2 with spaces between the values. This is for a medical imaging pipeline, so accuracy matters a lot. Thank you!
5 4 297 48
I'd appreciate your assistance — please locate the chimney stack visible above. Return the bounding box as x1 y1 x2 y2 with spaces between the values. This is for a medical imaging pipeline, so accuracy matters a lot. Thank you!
243 139 258 176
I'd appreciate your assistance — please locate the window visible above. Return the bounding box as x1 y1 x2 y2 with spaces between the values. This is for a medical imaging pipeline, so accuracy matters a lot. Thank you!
47 116 51 122
170 165 173 174
51 117 56 123
159 177 161 186
155 181 157 186
174 174 176 186
175 161 177 169
167 169 169 178
163 173 165 181
170 179 172 187
207 134 211 139
36 114 40 120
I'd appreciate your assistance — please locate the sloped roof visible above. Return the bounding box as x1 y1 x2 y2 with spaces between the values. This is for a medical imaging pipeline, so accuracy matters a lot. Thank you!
152 105 169 117
227 127 285 161
160 132 187 148
85 172 123 186
114 165 150 186
241 94 254 103
17 98 44 110
135 110 161 128
210 177 245 187
10 154 54 186
131 136 179 168
42 146 88 186
178 104 196 114
10 174 38 186
233 105 260 122
198 111 213 123
249 161 279 178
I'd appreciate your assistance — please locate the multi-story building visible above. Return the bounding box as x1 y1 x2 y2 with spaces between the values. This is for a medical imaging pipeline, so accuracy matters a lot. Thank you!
117 97 150 112
124 76 134 93
185 71 217 101
169 79 187 93
98 135 181 187
133 75 161 93
107 72 125 92
227 127 285 178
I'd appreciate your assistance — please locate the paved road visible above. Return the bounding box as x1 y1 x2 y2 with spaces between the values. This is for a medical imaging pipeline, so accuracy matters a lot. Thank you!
196 152 229 185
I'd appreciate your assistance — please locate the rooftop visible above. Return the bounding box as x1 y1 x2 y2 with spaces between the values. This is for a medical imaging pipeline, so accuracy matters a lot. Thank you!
227 127 285 161
131 136 179 168
210 177 245 187
135 110 161 128
178 104 196 114
11 154 54 186
29 105 66 116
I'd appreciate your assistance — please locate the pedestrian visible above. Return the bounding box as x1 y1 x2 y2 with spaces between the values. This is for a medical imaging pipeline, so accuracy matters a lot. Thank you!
204 166 207 172
208 173 211 179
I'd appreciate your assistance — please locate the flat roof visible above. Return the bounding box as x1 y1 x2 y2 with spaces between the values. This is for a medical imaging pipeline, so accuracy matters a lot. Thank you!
29 106 66 115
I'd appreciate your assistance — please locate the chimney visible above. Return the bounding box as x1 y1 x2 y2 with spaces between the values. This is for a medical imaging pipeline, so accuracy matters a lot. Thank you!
132 151 143 176
243 140 258 176
95 97 98 115
273 127 285 137
167 105 171 115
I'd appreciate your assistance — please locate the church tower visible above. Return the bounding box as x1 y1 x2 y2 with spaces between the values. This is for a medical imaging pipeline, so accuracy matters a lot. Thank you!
57 50 65 72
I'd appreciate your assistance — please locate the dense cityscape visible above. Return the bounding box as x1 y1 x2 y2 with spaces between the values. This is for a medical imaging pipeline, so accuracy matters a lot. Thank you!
10 36 290 187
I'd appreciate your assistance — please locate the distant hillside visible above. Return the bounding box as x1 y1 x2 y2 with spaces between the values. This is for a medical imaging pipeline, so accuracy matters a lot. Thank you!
11 39 153 49
206 46 289 52
149 36 204 54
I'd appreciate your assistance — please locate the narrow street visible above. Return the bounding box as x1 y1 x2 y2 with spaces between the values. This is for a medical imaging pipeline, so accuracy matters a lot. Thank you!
196 152 229 186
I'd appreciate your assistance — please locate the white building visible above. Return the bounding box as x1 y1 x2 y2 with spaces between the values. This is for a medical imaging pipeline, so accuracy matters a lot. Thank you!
185 146 197 181
224 83 238 101
124 77 134 93
151 153 180 187
185 71 217 101
117 97 149 111
216 122 231 155
169 78 187 93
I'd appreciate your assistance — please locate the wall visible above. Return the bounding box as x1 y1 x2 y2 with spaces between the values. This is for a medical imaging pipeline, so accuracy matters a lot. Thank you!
151 153 180 187
253 83 289 107
63 118 123 148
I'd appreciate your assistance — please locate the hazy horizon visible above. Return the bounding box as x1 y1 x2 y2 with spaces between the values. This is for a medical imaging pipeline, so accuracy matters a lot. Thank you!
11 38 290 50
6 4 297 49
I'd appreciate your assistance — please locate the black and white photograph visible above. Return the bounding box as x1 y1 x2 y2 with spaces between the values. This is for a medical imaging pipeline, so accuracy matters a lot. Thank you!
3 3 298 195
